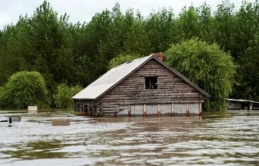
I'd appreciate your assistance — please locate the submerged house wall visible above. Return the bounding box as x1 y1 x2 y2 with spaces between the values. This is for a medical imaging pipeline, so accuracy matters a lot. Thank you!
98 59 205 116
73 54 209 117
74 100 101 116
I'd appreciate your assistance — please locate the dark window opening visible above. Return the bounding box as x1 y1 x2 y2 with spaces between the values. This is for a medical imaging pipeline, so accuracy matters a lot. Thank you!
84 105 88 111
145 77 158 89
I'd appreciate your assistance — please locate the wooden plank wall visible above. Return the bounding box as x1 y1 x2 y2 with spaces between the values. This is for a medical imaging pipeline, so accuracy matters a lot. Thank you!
99 59 206 109
74 100 98 112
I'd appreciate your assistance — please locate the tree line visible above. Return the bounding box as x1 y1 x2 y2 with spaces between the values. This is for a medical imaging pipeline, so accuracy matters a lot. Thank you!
0 0 258 110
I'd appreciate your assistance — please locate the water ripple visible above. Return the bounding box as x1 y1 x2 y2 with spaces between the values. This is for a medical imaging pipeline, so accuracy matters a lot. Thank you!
0 111 258 165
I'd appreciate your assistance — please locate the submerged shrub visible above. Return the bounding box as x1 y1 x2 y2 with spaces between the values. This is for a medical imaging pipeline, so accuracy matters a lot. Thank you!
0 71 49 109
54 84 83 108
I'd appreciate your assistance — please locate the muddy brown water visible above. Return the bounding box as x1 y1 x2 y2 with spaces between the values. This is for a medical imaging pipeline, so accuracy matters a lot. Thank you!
0 109 258 166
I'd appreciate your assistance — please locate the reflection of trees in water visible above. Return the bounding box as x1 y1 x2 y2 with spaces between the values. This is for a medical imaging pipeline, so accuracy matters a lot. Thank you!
3 140 66 159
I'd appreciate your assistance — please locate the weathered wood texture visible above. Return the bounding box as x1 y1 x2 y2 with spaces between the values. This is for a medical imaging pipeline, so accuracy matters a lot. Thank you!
74 100 101 115
99 60 205 109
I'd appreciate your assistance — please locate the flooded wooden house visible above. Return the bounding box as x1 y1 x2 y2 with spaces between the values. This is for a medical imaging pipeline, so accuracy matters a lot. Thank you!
72 53 210 117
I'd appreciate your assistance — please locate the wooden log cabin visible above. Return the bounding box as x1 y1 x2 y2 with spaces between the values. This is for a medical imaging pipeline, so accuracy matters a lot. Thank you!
72 53 210 117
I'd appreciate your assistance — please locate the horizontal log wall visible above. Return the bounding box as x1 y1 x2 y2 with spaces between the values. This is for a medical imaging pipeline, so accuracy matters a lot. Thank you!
99 60 206 109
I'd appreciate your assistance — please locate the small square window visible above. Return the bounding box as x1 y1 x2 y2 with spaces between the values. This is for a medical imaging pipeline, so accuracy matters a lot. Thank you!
145 77 158 89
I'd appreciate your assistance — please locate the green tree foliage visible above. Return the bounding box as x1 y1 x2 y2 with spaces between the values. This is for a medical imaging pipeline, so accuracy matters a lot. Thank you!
165 38 236 111
123 12 151 55
238 33 259 101
21 1 74 89
0 1 76 96
214 1 237 58
54 84 83 108
227 1 259 100
72 4 151 83
176 6 201 40
144 8 175 52
233 1 258 59
1 1 259 109
0 21 28 85
0 71 48 109
108 54 142 69
197 3 215 42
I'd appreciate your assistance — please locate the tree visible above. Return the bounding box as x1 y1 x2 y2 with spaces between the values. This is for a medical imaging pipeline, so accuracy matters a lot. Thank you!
108 53 142 69
0 20 29 85
23 1 74 89
75 9 113 84
1 1 259 108
123 12 151 55
144 8 175 52
197 3 215 42
237 33 259 101
53 84 83 108
230 1 259 100
214 1 236 57
0 71 49 109
176 6 202 40
165 38 236 111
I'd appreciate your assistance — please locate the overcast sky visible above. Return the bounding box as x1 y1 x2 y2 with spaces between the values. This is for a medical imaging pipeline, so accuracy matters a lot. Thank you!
0 0 255 30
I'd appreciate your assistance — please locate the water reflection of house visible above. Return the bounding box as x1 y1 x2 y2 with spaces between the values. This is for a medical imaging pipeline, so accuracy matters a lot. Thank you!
72 53 210 117
226 98 259 110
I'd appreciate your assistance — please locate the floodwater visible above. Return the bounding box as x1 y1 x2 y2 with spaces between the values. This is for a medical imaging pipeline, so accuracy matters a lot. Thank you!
0 109 258 166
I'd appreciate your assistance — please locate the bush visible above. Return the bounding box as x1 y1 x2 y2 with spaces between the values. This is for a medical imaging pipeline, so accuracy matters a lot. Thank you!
54 84 83 108
165 38 236 111
0 71 49 109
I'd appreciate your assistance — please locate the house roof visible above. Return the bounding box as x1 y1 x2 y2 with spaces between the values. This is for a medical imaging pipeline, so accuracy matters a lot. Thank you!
226 98 259 104
72 54 210 100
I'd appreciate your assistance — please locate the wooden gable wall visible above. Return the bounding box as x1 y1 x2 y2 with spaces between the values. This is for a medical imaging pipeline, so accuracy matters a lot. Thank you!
99 59 206 109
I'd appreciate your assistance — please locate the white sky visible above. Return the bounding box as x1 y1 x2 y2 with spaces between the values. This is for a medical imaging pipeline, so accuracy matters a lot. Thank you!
0 0 255 30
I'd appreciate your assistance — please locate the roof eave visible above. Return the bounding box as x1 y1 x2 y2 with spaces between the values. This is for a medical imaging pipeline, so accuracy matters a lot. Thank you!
72 98 96 100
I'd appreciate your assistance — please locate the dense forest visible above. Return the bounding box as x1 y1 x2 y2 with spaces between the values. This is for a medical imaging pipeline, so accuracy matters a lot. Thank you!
0 0 259 109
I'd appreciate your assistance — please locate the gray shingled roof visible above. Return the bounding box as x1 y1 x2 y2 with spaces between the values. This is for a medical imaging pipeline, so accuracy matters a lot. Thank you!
72 54 210 100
